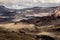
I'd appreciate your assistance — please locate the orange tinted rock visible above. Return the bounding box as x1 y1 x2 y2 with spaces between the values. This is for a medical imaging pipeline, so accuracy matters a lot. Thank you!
54 8 60 17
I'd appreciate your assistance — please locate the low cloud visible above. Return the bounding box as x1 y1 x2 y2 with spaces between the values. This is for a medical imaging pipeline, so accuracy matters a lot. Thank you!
0 0 60 9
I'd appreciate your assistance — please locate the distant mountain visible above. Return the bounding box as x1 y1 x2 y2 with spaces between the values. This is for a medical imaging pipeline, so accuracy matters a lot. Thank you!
0 6 15 22
15 6 58 20
0 6 18 16
14 6 60 22
0 5 60 22
0 6 10 15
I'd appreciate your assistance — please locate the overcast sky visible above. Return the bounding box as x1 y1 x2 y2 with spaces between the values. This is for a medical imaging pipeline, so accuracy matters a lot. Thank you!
0 0 60 9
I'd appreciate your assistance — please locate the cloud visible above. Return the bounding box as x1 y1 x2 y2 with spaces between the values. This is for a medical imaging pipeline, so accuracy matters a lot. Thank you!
0 0 60 9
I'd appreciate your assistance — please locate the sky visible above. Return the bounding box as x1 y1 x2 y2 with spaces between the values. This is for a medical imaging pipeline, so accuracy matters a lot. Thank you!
0 0 60 9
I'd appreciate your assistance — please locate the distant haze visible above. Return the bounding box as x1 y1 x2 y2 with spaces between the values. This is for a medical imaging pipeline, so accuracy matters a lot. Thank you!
0 0 60 9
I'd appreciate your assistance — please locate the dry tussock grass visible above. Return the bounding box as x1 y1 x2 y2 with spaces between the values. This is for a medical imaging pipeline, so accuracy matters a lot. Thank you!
0 22 35 31
0 22 35 40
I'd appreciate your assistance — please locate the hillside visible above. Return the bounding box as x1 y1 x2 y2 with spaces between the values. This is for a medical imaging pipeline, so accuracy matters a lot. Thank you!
0 6 60 40
0 6 60 22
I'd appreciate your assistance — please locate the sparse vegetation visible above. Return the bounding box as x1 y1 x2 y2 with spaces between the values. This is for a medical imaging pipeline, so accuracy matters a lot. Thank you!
0 27 35 40
0 22 60 40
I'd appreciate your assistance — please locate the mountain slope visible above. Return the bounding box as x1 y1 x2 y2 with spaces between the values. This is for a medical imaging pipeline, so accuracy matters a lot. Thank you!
0 5 60 22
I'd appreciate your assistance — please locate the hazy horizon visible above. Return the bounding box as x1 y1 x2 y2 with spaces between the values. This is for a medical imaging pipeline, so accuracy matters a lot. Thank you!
0 0 60 9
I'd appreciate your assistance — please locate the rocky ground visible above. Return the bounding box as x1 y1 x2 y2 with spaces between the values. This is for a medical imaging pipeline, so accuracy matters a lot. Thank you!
0 17 60 40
